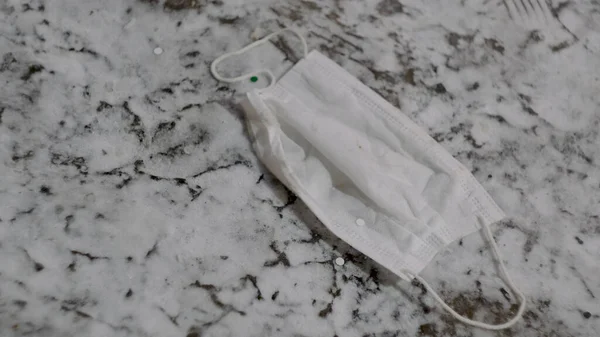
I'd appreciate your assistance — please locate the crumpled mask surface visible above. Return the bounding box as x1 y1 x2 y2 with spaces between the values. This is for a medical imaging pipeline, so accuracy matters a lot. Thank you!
212 29 526 330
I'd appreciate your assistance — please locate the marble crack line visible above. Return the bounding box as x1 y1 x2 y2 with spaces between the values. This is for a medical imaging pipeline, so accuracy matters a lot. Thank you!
70 250 110 261
493 219 540 259
157 306 179 326
319 257 342 318
178 99 228 112
144 240 159 259
239 274 264 301
20 248 45 272
96 160 203 201
9 206 36 223
569 266 596 299
263 241 291 268
297 253 343 318
187 307 241 336
185 274 267 335
190 158 253 179
56 46 113 70
60 303 131 333
252 188 297 218
187 280 246 317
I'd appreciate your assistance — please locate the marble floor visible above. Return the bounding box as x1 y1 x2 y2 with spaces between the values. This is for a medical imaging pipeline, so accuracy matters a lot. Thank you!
1 0 599 336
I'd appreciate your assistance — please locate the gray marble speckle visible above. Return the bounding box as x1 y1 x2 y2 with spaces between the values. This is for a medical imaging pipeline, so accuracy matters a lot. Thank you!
1 0 599 336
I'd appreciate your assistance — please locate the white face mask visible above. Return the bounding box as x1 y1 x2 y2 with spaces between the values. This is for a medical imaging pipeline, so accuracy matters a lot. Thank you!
211 29 526 330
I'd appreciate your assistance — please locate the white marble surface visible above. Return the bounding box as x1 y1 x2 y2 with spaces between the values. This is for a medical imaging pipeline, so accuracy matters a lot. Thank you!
1 0 599 336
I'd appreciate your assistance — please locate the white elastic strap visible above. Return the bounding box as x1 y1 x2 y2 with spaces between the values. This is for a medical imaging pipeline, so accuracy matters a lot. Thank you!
210 28 308 88
406 221 526 330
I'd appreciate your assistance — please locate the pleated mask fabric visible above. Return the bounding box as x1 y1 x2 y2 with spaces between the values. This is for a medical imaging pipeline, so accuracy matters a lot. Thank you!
211 29 526 330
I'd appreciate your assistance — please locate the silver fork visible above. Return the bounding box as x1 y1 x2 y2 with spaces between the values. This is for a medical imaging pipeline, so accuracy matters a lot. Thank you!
503 0 555 30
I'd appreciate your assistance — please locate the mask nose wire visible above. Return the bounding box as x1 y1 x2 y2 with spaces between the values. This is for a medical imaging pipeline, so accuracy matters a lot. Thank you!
210 28 308 89
403 220 526 330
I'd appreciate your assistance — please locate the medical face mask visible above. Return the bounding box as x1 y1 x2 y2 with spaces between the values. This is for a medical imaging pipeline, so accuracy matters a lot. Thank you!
211 29 526 330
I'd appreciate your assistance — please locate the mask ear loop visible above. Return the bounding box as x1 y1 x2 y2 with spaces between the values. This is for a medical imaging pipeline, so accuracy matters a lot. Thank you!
210 28 308 88
405 220 526 330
